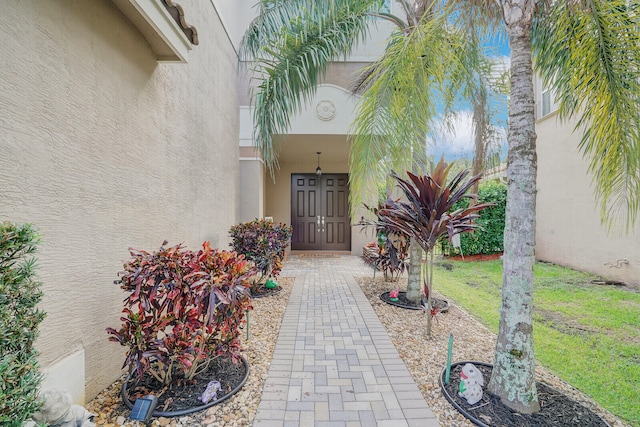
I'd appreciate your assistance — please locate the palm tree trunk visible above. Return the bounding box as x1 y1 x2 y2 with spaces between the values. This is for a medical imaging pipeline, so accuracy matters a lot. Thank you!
406 238 422 303
471 91 487 198
487 0 540 415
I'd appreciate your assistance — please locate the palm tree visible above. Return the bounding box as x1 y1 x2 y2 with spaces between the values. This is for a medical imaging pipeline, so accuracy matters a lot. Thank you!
240 0 501 305
240 0 640 415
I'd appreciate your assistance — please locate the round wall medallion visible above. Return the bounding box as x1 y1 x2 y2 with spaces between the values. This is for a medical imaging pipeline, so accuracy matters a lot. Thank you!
316 100 336 121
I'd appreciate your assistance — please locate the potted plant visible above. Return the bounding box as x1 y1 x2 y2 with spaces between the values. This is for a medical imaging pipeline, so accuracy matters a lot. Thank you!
229 219 292 296
375 158 493 337
106 241 254 417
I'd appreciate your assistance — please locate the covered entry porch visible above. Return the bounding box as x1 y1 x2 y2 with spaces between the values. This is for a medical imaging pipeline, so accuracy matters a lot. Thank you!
238 84 371 254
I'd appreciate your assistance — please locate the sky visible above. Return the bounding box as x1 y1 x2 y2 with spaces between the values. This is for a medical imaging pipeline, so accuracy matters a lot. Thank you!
433 43 511 162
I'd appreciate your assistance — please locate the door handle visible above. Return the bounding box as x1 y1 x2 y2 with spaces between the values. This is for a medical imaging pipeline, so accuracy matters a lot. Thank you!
321 216 325 233
317 216 321 233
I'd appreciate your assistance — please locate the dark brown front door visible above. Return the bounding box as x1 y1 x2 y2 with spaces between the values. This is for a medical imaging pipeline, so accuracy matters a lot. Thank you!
291 174 351 251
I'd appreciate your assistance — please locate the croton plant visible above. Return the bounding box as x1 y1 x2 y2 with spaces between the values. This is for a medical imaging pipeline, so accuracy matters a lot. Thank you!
106 241 254 386
228 219 292 290
362 202 410 282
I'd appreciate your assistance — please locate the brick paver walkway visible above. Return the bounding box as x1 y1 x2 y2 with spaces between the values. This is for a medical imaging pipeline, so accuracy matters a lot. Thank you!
253 254 439 427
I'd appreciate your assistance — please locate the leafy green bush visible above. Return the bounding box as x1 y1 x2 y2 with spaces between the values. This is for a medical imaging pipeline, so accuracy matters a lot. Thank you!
441 180 507 255
0 222 46 426
106 242 253 386
229 219 292 290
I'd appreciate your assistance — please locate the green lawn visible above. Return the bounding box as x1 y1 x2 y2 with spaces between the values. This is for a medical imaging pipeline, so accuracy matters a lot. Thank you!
433 259 640 427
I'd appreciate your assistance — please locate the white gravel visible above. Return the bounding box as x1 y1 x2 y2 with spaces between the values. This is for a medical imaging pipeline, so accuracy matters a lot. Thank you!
85 273 631 427
356 276 632 427
86 277 294 427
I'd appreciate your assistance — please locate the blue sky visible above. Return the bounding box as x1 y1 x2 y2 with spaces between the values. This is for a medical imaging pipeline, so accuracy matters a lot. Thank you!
433 38 511 162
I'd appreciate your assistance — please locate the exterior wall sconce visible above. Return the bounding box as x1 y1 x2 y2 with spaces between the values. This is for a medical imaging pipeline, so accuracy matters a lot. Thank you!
315 151 322 177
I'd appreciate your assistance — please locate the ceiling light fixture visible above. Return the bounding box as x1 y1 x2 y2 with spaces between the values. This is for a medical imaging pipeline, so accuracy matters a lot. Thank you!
315 151 322 177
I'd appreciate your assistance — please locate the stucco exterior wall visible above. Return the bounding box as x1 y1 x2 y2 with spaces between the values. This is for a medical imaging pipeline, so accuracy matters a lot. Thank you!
0 0 239 401
535 114 639 286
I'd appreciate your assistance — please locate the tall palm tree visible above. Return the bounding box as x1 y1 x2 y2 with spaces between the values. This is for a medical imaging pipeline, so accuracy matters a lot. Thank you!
486 0 639 414
240 0 640 415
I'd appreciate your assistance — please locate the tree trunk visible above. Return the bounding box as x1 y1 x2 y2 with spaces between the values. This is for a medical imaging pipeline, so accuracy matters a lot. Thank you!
406 238 422 303
471 90 487 197
487 0 540 415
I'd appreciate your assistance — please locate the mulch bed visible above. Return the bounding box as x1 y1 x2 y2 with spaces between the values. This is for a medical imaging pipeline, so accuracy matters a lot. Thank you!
250 285 283 298
380 290 449 313
123 356 248 415
441 363 610 427
446 253 503 262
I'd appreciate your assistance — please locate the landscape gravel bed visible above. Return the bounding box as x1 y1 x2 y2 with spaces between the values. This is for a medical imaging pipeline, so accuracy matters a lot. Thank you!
85 278 294 427
83 273 631 427
357 276 632 427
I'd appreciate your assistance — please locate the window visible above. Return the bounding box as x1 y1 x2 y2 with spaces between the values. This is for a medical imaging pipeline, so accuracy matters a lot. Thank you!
540 82 558 117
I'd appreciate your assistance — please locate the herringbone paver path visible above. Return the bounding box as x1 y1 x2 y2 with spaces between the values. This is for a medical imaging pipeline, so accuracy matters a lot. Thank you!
253 254 439 427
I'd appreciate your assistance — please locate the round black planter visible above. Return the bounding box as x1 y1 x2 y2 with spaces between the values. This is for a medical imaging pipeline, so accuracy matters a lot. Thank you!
379 291 449 313
439 361 493 427
251 285 283 299
122 356 249 418
439 361 611 427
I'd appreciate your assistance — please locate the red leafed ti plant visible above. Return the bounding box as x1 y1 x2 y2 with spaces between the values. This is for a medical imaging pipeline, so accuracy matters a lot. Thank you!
376 158 493 337
106 241 255 387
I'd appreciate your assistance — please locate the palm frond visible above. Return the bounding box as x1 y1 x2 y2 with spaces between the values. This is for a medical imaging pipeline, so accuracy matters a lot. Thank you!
532 0 640 230
349 4 488 213
246 0 385 175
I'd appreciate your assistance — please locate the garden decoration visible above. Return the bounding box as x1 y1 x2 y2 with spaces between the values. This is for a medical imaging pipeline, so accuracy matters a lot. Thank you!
439 361 611 427
31 389 95 427
373 158 493 337
200 381 222 404
389 287 399 302
229 219 292 296
107 241 253 416
458 363 484 405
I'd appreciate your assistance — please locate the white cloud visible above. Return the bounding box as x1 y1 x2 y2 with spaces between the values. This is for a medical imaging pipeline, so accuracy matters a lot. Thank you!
430 111 507 160
432 110 475 157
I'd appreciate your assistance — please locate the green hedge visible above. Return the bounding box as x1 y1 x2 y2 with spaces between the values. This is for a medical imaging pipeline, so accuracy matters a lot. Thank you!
442 181 507 255
0 223 45 426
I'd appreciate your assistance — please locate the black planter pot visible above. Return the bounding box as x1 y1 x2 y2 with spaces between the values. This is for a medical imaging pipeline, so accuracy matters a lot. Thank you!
439 361 611 427
251 285 283 299
379 291 449 313
122 356 249 418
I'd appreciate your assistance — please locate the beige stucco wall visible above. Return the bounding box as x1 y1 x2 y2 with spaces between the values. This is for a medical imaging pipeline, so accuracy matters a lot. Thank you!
0 0 239 401
239 159 265 223
535 114 639 286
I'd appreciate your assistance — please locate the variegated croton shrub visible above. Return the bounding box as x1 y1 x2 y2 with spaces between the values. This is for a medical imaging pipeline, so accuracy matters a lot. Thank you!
106 241 255 386
228 219 292 291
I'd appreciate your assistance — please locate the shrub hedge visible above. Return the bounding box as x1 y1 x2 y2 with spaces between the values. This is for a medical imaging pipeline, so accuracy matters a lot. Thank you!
441 181 507 256
228 219 292 289
0 222 45 426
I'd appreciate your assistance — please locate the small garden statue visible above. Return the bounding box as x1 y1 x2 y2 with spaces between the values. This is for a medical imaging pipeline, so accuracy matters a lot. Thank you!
31 389 96 427
458 363 484 405
200 381 222 404
389 287 399 302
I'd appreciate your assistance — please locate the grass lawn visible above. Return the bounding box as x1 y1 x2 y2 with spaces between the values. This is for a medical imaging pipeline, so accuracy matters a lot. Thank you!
433 259 640 427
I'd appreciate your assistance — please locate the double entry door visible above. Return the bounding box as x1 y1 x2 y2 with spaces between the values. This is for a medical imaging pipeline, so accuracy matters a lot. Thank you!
291 173 351 251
